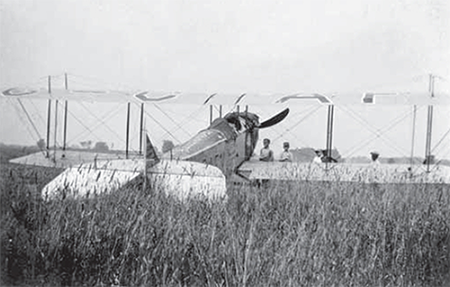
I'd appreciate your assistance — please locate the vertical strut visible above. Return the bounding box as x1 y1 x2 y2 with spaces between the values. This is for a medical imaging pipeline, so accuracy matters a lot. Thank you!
410 105 417 166
63 101 68 151
425 74 434 172
139 103 144 155
46 99 52 157
209 105 213 124
63 73 69 151
244 105 249 159
64 72 68 90
219 105 223 118
326 105 335 158
53 100 59 161
125 102 131 159
46 75 52 157
143 117 147 191
48 75 52 94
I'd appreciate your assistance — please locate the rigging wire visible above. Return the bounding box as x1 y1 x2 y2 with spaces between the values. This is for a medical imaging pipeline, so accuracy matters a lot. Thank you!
431 127 450 155
339 105 414 150
165 106 210 136
153 104 192 138
26 99 47 128
16 99 44 145
63 104 104 144
80 102 128 142
70 102 126 144
339 106 413 157
10 100 46 155
272 104 323 145
143 108 181 144
340 106 416 158
146 103 209 143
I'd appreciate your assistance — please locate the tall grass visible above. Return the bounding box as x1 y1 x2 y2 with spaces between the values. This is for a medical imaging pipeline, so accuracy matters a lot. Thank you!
1 165 450 286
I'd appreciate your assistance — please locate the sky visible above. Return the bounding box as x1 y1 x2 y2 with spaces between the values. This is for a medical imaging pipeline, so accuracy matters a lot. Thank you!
0 0 449 158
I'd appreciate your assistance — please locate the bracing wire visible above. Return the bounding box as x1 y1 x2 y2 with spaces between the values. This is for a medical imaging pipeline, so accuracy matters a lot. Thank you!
162 104 221 143
16 99 44 147
27 99 47 128
341 105 412 140
144 108 181 144
63 103 113 145
153 104 192 138
343 110 414 157
431 127 450 154
10 100 46 155
70 102 126 144
340 106 416 158
272 104 323 145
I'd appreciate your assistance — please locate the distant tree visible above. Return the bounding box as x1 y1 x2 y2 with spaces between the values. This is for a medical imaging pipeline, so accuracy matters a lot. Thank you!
162 140 175 153
70 144 80 149
330 149 342 162
80 140 92 149
93 141 109 152
37 139 46 150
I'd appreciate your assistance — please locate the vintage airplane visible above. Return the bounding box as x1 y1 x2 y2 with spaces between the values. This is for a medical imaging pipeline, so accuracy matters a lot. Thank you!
2 74 450 201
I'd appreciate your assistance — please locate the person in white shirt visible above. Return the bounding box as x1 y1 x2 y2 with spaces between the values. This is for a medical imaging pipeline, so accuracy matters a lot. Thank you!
279 142 293 162
259 138 274 162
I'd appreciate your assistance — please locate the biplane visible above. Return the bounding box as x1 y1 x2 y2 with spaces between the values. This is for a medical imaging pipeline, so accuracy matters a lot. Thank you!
2 74 450 201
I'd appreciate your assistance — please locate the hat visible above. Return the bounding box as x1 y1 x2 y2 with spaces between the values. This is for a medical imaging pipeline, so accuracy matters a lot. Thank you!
370 151 379 155
283 142 289 147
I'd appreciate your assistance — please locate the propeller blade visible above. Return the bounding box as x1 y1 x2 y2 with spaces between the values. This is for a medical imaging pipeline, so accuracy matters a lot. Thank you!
259 108 289 129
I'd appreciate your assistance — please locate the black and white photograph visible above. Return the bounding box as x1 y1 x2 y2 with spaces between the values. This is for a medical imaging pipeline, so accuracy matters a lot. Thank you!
1 0 449 285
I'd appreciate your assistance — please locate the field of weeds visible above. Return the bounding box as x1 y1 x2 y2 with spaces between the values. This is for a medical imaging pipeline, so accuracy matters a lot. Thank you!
1 162 450 286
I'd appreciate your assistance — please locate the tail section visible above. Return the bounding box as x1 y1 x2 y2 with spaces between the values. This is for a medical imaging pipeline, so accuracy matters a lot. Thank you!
41 134 227 202
146 134 160 167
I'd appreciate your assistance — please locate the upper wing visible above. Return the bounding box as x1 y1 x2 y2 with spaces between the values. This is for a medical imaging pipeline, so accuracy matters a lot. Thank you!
155 92 450 106
1 87 135 103
3 80 449 106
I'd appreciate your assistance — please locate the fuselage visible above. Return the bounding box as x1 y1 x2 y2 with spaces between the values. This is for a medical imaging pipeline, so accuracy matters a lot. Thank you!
162 112 260 178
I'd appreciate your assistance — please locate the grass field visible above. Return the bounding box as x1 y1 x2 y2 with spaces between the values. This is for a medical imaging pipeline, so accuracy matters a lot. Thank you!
1 159 450 286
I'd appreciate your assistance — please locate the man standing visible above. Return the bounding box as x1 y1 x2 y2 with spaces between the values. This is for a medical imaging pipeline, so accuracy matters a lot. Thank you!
260 138 274 162
370 151 380 165
279 142 293 162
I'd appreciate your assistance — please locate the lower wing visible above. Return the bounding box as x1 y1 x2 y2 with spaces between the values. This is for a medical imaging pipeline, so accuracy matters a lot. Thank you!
237 160 450 184
9 150 132 168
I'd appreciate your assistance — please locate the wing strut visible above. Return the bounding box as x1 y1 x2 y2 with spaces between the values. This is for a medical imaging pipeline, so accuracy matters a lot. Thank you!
125 102 131 159
139 103 144 155
409 105 417 166
326 105 335 161
209 105 213 124
46 75 52 157
53 100 58 162
424 74 435 172
62 73 69 152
